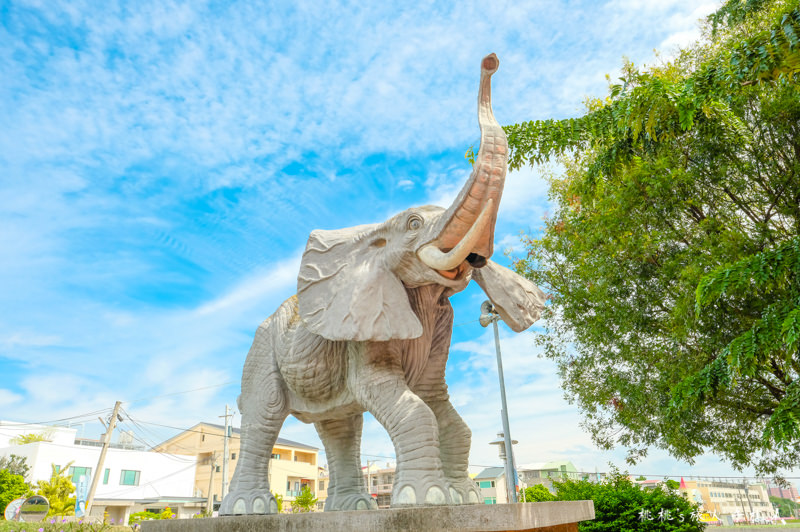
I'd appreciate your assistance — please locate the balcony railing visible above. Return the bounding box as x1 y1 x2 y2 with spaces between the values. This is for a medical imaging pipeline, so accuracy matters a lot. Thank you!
285 490 316 498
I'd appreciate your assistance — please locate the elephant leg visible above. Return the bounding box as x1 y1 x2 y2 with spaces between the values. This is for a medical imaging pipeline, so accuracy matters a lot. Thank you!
315 415 377 511
412 314 480 505
420 396 480 505
219 375 288 515
350 354 452 507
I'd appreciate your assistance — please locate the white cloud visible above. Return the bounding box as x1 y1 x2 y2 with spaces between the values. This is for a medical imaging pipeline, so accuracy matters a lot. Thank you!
396 179 414 191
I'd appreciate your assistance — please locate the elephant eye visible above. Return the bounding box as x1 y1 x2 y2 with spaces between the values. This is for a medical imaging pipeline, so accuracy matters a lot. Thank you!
407 215 423 231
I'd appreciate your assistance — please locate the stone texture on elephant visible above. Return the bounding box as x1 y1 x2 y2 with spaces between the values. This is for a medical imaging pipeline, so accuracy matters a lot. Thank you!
219 53 547 516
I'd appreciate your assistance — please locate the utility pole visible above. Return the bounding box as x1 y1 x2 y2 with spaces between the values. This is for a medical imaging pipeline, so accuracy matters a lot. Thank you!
743 478 754 520
480 301 518 503
85 401 122 517
365 460 373 493
220 405 232 500
206 452 217 515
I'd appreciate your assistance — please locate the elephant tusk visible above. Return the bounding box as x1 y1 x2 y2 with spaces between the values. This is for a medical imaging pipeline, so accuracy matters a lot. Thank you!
418 198 494 272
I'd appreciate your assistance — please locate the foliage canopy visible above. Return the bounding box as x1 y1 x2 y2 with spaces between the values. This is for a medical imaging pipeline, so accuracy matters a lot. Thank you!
291 486 318 513
507 0 800 475
553 471 701 531
521 483 556 502
769 495 800 517
35 463 76 517
9 432 52 445
0 469 31 518
0 454 30 480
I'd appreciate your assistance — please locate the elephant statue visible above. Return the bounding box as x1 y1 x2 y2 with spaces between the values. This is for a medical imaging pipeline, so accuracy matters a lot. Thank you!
219 53 546 515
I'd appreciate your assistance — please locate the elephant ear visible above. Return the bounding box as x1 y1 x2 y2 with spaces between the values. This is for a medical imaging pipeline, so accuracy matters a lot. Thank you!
297 224 423 342
472 260 547 332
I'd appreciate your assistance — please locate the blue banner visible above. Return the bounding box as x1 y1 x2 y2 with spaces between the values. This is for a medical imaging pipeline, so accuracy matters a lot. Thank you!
75 474 89 517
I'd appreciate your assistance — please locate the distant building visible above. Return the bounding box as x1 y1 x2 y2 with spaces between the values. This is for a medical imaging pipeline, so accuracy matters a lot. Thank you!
633 478 667 490
680 479 777 523
765 480 799 503
317 462 396 509
0 421 201 524
474 466 506 504
154 422 320 511
476 462 607 504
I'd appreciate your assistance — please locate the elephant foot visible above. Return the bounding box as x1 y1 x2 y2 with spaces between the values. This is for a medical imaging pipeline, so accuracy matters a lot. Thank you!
325 492 378 511
219 489 278 515
447 477 481 505
391 478 455 507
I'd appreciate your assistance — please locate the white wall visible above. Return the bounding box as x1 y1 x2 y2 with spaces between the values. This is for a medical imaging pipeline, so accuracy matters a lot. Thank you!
0 440 197 498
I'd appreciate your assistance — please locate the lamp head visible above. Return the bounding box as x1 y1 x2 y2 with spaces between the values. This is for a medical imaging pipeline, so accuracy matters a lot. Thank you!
479 300 496 327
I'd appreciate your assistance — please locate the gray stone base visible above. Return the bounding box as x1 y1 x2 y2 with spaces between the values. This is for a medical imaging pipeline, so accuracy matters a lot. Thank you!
141 501 595 532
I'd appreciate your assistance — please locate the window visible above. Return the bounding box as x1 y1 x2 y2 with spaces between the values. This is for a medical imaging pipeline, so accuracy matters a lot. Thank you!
103 469 110 485
201 435 205 441
478 481 495 489
120 470 140 486
215 465 221 473
231 453 237 460
319 481 325 491
68 466 92 484
271 454 280 460
483 497 496 504
294 455 298 462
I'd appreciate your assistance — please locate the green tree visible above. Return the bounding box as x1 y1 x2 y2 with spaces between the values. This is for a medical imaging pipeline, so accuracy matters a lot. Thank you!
291 486 318 513
553 470 701 531
0 469 31 516
129 506 175 523
520 483 556 502
0 454 30 479
9 432 52 445
770 495 800 517
664 479 680 490
35 463 75 517
506 0 800 475
272 491 284 513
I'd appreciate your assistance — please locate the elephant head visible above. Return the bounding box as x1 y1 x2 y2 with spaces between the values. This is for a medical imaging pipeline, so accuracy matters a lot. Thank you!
297 53 545 342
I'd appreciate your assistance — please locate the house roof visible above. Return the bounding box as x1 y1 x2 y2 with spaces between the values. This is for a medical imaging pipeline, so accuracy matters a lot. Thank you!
518 462 548 471
156 422 318 451
474 467 505 480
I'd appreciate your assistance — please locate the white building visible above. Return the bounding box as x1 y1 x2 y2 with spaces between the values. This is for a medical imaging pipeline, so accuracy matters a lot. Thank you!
0 421 202 524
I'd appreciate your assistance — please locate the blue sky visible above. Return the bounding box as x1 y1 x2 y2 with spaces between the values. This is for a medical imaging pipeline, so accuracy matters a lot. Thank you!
2 0 764 479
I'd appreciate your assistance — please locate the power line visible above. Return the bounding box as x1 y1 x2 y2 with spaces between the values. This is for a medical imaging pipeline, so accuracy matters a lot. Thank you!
0 409 113 428
124 381 238 404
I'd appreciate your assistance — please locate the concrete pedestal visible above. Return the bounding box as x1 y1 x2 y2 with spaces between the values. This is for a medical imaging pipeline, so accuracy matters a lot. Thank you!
141 501 595 532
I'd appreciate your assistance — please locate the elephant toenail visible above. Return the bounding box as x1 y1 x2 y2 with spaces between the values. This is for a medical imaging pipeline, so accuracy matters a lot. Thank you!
396 486 416 505
253 498 266 513
425 486 446 504
233 499 247 514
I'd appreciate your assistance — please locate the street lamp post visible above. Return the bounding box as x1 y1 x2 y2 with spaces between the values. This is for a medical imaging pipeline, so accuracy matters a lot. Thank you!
480 300 518 503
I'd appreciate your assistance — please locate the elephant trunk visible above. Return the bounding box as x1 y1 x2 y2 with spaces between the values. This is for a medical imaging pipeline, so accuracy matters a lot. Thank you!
419 54 507 272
